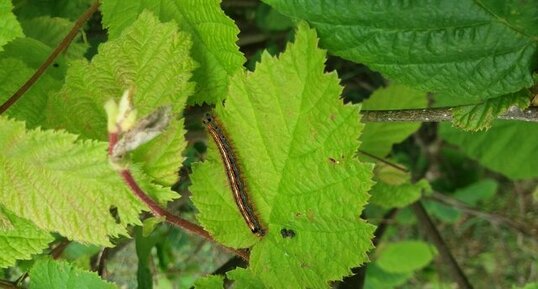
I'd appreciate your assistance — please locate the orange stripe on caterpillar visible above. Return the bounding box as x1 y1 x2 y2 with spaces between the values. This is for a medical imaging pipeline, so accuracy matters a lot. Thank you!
203 113 265 237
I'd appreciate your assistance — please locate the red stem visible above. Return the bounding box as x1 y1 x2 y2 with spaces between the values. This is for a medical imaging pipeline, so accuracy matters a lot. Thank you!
109 132 248 260
0 1 101 114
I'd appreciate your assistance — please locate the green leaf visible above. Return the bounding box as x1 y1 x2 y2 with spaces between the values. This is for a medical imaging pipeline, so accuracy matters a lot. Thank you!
364 263 412 289
369 163 430 209
376 241 436 273
12 0 94 21
135 227 159 289
190 23 375 288
440 121 538 179
424 200 461 223
29 258 118 289
452 89 531 131
194 275 224 289
0 206 53 268
226 269 265 289
0 58 60 128
0 37 68 80
20 16 88 59
0 117 176 245
263 0 537 101
46 11 195 186
360 84 427 157
453 179 497 206
513 283 538 289
371 179 430 209
100 0 245 105
256 3 294 32
0 0 23 52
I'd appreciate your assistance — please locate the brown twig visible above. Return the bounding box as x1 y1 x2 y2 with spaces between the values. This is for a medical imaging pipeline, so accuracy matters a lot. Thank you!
108 132 249 261
361 107 538 123
429 192 535 238
50 239 71 259
0 280 19 289
412 201 473 289
358 150 409 172
0 1 100 114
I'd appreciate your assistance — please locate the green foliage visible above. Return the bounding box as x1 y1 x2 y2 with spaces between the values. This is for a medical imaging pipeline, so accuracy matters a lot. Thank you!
440 121 538 179
256 4 294 32
191 23 374 288
46 11 195 186
0 58 60 128
0 37 68 80
100 0 245 105
20 16 88 59
514 283 538 289
364 263 412 289
360 84 427 157
0 0 23 52
263 0 537 102
370 164 431 209
452 89 531 131
29 258 118 289
0 206 53 268
453 179 497 206
194 275 224 289
376 241 436 273
0 117 175 245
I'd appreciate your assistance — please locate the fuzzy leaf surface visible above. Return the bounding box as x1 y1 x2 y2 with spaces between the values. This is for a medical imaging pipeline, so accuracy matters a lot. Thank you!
46 11 195 186
0 117 175 245
264 0 537 101
440 121 538 179
360 84 427 157
0 0 23 52
190 23 375 289
0 206 53 268
100 0 245 104
29 259 118 289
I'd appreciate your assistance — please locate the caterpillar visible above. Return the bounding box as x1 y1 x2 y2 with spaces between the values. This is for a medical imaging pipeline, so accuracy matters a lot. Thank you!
203 113 265 237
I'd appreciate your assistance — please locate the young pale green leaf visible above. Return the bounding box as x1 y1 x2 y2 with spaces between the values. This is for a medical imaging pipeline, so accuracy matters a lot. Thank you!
376 241 436 273
0 117 176 245
263 0 537 102
360 84 427 157
29 258 118 289
194 275 224 289
0 206 53 268
0 0 23 52
20 16 88 59
190 23 375 289
452 89 531 131
46 11 195 186
100 0 246 105
440 121 538 179
0 58 60 128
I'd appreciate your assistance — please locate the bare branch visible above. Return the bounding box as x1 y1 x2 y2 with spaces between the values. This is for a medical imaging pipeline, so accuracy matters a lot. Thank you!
361 107 538 123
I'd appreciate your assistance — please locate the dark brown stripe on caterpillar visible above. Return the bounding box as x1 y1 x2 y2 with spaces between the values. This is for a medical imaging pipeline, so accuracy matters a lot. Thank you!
203 113 265 236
